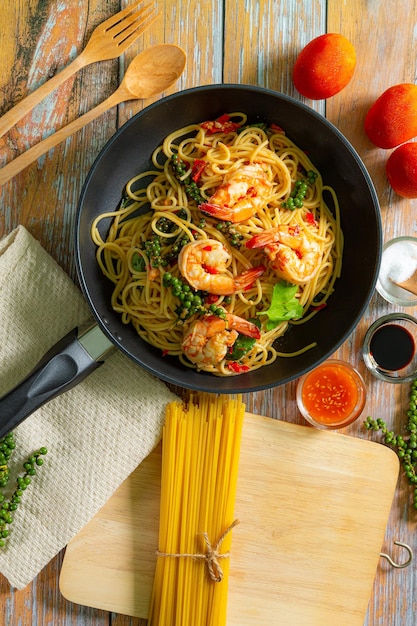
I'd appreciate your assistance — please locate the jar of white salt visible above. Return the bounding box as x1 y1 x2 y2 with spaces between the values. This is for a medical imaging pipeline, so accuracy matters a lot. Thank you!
376 236 417 307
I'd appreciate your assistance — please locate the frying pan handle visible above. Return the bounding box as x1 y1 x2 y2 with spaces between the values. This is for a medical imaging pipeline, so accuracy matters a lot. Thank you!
0 325 114 439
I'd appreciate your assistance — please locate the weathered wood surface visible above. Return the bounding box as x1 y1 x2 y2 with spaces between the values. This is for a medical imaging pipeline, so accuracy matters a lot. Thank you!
0 0 416 624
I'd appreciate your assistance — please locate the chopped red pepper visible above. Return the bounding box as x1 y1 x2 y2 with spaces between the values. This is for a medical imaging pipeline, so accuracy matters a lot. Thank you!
191 159 206 182
202 264 219 275
161 349 169 357
205 294 219 304
270 123 285 134
227 361 250 373
305 211 317 226
201 113 241 135
311 302 327 311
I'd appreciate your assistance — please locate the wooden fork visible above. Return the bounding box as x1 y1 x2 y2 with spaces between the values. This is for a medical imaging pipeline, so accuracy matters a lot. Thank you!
0 1 159 138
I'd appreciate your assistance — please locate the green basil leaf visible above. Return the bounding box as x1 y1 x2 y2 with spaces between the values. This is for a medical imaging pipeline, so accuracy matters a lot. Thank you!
258 281 303 329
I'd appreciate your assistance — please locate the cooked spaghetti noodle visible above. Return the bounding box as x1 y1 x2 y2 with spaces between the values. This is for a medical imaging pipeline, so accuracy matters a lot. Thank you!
92 112 343 376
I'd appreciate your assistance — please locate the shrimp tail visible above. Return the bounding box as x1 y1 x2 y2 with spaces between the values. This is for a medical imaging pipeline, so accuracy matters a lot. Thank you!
199 201 227 218
234 264 266 290
203 314 260 340
199 201 256 223
227 315 261 339
246 225 321 284
246 227 299 249
245 325 261 340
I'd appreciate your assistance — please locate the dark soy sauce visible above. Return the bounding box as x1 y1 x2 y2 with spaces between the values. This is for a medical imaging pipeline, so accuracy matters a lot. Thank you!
370 324 415 371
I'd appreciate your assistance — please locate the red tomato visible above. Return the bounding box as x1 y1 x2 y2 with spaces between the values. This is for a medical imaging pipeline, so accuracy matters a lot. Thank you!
292 33 356 100
364 84 417 149
386 143 417 198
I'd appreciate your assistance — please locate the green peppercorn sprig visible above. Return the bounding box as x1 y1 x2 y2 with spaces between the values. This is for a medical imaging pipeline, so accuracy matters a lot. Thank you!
171 154 204 204
207 303 227 319
141 235 169 270
154 216 176 234
0 432 47 547
281 170 318 210
0 433 15 489
215 221 244 249
137 214 193 271
163 272 231 321
364 378 417 510
163 272 206 319
164 236 190 265
155 211 188 235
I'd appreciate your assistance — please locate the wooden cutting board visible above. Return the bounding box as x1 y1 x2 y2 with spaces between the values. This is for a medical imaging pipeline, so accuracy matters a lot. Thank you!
59 413 399 625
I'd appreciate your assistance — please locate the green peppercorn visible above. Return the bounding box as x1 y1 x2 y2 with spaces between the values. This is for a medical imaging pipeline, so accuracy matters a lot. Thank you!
281 170 318 209
364 377 417 516
162 272 206 320
171 155 204 204
0 435 47 548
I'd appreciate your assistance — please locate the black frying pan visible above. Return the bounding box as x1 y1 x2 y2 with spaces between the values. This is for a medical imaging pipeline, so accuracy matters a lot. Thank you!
0 85 382 436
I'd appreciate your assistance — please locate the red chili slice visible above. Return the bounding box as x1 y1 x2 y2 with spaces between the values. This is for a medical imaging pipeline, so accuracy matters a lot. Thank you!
305 211 317 225
270 123 285 134
191 159 206 182
201 114 240 135
227 362 250 373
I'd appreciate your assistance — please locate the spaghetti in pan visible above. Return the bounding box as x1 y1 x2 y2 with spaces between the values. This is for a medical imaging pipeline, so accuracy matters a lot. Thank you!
91 112 343 376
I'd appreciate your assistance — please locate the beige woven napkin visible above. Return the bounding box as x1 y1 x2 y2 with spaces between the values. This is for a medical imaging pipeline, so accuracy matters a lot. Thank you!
0 226 176 589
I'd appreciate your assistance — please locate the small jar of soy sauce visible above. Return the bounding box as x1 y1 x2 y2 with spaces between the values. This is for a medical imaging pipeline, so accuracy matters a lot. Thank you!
362 313 417 383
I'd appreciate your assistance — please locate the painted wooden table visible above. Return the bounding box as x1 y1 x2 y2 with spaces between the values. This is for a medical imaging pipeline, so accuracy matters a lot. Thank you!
1 1 417 624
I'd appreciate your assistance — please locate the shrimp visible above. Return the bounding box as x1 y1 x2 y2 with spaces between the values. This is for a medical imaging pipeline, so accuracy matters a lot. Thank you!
199 163 272 223
246 224 322 284
178 239 265 295
182 311 260 367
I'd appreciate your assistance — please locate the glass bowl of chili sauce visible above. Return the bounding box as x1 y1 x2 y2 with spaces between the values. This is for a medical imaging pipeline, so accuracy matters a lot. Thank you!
296 360 367 429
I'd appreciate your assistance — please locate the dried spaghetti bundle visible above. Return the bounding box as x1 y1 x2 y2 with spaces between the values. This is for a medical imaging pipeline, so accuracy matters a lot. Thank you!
148 394 245 626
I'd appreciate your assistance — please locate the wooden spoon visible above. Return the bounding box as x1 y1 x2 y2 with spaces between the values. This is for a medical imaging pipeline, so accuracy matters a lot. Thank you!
0 44 186 186
390 269 417 296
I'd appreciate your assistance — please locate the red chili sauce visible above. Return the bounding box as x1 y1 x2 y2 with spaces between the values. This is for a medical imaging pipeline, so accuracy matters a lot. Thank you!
301 363 359 425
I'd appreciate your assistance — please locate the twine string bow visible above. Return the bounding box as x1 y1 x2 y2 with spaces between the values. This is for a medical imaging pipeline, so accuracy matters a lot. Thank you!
156 519 239 583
